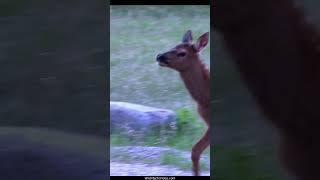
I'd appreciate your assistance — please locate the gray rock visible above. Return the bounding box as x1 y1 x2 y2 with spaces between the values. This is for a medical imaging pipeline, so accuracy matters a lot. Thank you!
110 101 176 135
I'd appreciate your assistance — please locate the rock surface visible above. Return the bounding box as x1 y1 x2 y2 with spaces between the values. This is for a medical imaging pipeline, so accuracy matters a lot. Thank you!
110 101 176 134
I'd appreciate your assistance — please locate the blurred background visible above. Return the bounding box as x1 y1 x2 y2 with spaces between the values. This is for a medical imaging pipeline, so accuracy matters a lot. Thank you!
0 0 106 136
212 1 320 180
110 5 210 176
0 1 107 179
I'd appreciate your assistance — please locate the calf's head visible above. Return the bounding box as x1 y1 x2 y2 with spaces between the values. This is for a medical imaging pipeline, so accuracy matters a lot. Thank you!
156 30 209 72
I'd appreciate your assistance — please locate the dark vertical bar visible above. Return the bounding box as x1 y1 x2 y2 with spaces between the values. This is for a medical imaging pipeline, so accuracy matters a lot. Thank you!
209 1 214 178
106 0 111 178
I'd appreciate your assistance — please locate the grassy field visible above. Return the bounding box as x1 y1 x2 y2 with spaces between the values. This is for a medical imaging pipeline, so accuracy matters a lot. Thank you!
110 5 210 172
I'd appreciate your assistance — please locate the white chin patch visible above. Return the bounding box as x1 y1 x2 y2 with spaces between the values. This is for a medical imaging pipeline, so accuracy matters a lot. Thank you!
158 62 168 67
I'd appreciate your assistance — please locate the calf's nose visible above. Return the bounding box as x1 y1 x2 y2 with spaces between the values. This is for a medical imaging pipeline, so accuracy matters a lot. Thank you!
156 53 165 62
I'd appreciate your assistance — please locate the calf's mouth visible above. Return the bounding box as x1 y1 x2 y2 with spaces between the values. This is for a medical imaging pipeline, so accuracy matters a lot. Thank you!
156 53 169 67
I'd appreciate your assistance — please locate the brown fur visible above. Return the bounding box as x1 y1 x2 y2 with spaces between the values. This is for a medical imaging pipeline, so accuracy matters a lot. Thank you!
213 0 320 179
156 31 210 176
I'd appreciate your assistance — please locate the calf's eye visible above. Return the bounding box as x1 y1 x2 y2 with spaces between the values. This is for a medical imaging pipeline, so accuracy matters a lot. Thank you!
177 52 186 57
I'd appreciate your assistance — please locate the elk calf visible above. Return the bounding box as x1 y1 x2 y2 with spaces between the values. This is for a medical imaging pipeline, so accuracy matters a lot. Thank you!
156 30 210 176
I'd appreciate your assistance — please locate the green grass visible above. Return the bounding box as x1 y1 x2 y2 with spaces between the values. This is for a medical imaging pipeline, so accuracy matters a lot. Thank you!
160 153 209 171
110 134 131 145
160 153 191 170
166 108 206 149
